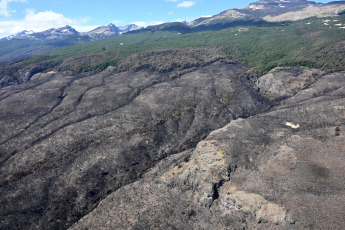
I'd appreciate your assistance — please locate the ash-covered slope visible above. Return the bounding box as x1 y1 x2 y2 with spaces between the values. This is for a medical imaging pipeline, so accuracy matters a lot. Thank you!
70 69 345 230
0 61 271 229
0 50 344 229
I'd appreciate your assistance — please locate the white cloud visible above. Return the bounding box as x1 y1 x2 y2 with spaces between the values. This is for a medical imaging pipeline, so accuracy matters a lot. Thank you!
0 0 26 17
166 0 179 2
200 15 212 18
168 11 174 15
132 21 165 28
0 9 96 38
177 1 196 8
24 9 75 28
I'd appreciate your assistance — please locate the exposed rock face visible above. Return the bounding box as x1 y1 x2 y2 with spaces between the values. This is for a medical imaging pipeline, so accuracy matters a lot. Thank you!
30 25 80 40
190 0 345 27
81 24 121 40
256 66 323 100
70 70 345 229
0 62 270 229
263 4 345 22
0 30 34 41
118 24 140 34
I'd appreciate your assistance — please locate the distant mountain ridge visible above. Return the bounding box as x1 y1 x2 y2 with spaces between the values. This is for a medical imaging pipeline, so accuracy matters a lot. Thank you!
29 25 79 40
188 0 345 27
129 0 345 34
2 30 34 40
0 23 141 41
0 23 141 64
118 24 141 34
81 23 140 40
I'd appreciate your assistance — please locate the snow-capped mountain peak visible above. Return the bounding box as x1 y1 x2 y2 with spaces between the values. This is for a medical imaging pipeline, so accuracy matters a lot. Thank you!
1 30 34 41
1 23 141 42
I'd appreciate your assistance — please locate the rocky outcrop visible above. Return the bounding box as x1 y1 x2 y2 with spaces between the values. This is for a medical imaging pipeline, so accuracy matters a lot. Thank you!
256 66 323 100
30 25 80 40
263 3 345 22
118 24 140 34
81 24 121 40
190 0 345 27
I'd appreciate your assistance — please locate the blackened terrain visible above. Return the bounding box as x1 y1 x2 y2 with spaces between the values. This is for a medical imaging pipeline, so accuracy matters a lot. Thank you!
0 61 271 229
71 68 345 230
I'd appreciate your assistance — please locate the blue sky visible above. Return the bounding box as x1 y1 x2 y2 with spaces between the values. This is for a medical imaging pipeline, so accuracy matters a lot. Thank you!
0 0 336 38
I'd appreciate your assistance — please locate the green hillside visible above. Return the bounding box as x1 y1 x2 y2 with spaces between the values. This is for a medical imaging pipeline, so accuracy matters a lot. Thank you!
1 14 345 84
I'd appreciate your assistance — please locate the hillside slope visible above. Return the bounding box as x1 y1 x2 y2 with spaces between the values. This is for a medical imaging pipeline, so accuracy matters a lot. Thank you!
1 57 344 229
0 61 271 229
71 69 345 230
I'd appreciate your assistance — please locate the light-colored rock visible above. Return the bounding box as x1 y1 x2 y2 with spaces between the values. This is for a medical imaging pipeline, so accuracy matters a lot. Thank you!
223 190 291 225
256 66 323 99
264 4 345 22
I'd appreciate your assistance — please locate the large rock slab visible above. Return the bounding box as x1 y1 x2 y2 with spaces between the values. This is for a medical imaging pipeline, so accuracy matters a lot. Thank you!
256 66 323 100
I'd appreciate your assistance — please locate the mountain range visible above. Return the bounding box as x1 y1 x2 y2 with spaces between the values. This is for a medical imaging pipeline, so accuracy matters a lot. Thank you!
0 24 140 42
0 23 141 64
0 0 345 229
189 0 345 26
